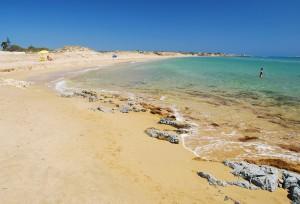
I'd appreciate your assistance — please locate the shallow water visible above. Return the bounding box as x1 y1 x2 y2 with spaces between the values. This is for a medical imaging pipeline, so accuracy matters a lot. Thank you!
66 57 300 163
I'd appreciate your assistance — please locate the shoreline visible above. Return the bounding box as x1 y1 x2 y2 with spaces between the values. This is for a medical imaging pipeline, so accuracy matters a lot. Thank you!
57 56 300 166
0 50 292 203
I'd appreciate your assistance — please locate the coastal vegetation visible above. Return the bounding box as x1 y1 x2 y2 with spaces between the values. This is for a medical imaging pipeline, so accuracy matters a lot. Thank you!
1 37 49 52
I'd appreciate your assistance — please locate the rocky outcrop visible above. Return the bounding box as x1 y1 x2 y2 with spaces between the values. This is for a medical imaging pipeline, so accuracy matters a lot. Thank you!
220 161 300 203
197 172 258 190
145 128 179 144
74 90 98 102
197 172 226 187
282 171 300 204
117 100 147 113
227 180 258 190
224 160 279 192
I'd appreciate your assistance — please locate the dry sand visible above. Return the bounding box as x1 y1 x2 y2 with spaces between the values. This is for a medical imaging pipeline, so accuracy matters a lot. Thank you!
0 49 290 203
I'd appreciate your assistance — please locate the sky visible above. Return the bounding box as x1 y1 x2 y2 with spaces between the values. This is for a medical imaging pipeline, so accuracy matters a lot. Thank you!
0 0 299 56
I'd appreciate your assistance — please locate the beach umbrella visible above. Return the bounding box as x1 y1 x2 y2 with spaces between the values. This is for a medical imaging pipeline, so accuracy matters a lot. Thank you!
39 50 49 61
39 50 49 54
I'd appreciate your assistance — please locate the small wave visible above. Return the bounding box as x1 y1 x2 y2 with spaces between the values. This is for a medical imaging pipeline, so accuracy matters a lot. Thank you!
160 95 166 101
171 105 184 122
54 79 67 94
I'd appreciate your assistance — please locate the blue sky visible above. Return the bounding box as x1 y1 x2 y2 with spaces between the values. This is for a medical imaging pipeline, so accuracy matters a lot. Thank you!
0 0 299 56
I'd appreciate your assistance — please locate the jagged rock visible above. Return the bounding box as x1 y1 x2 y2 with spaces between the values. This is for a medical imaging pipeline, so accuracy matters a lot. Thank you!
227 181 258 190
282 171 300 189
198 172 258 190
197 172 227 187
282 171 300 204
290 187 300 204
159 118 191 129
224 160 279 192
145 128 179 144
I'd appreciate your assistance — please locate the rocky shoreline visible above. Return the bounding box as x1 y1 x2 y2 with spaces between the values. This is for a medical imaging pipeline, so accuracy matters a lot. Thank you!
62 88 198 144
199 160 300 204
56 87 300 203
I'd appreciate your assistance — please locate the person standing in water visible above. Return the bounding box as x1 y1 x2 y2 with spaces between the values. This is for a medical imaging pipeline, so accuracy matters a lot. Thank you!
259 67 264 78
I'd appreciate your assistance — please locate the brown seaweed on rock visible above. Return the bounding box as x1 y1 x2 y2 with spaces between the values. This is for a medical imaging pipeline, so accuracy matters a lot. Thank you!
245 158 300 174
140 102 174 117
279 144 300 153
238 136 259 142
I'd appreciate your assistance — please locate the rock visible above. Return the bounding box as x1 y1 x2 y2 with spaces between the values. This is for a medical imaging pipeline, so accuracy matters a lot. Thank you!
127 101 135 106
197 172 227 187
74 90 98 99
119 106 131 113
82 90 97 97
119 97 128 101
224 160 279 192
224 196 240 204
150 108 161 114
97 106 112 113
145 128 179 144
198 172 258 190
140 102 173 117
210 122 220 127
282 171 300 189
176 128 190 134
290 187 300 204
159 118 191 129
132 104 146 112
89 96 98 102
60 93 73 98
227 181 258 190
282 171 300 204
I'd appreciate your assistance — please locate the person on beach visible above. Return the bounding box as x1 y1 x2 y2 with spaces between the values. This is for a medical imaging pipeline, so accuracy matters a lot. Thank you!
259 67 264 78
47 55 53 61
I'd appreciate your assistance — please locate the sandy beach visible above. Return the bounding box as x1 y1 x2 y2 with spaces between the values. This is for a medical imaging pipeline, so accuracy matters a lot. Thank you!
0 48 291 203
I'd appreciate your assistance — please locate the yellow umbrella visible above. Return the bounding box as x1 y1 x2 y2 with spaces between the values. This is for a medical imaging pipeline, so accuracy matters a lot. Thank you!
39 50 49 61
39 50 49 54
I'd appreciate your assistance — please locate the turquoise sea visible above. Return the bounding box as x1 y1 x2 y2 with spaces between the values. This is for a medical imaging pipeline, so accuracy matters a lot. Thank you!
70 57 300 106
67 56 300 162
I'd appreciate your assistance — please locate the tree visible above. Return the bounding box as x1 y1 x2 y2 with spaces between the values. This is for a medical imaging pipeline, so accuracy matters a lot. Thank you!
1 37 11 51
